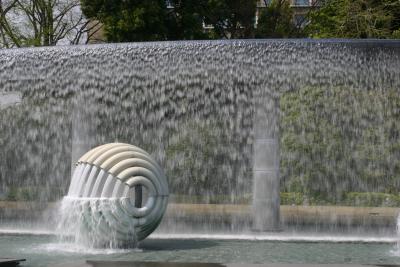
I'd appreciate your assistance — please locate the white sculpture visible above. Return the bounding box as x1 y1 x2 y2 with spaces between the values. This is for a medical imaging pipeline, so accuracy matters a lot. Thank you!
61 143 168 246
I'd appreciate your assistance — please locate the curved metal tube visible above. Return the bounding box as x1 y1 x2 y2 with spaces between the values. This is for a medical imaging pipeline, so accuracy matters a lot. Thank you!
64 143 169 244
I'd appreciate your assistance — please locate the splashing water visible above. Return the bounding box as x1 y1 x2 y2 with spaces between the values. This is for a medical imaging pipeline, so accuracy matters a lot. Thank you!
55 143 168 248
56 196 139 248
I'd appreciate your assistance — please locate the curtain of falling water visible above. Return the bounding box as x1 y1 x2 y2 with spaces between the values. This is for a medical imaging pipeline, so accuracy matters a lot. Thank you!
397 215 400 252
0 41 399 233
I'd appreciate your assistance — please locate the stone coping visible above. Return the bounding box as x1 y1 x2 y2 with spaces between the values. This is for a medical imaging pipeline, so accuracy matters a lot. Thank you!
0 201 398 226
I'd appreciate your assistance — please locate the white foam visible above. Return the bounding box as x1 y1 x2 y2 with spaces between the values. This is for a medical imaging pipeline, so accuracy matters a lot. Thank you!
150 233 397 243
24 242 137 255
394 214 400 255
0 228 54 235
1 227 398 244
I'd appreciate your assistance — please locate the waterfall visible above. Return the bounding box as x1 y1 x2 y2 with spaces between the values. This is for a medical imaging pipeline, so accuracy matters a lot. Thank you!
0 40 399 235
396 214 400 254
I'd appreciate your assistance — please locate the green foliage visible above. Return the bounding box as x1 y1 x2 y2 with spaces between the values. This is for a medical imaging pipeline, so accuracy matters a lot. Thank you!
5 186 65 201
280 192 400 207
392 29 400 39
80 0 257 41
280 192 304 205
306 0 400 38
170 194 252 204
18 187 39 201
344 192 400 207
204 0 257 39
81 0 168 42
5 187 41 201
280 86 400 203
165 121 237 197
255 0 299 38
6 187 18 201
166 0 209 40
165 0 257 40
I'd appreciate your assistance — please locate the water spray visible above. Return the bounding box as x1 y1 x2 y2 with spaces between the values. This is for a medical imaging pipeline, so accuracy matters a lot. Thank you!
57 143 168 247
397 214 400 252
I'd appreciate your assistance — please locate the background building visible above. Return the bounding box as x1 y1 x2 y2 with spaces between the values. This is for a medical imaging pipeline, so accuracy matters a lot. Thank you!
256 0 321 29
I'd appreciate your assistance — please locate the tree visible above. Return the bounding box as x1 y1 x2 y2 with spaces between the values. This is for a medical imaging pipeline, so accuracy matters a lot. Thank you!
256 0 297 38
0 0 101 48
166 0 257 39
81 0 257 41
204 0 257 39
306 0 400 39
81 0 168 42
165 0 209 40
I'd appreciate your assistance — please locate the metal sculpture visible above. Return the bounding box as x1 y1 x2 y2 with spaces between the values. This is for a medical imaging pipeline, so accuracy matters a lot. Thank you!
64 143 168 245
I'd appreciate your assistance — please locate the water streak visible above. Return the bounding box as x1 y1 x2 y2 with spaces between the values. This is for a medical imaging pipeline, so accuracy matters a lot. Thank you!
396 214 400 255
0 40 399 235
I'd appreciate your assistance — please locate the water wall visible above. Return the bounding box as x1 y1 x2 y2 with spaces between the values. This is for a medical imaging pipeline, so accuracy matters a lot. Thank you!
0 40 399 235
394 214 400 255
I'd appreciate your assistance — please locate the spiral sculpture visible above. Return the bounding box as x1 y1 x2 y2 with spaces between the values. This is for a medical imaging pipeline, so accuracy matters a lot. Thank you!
62 143 168 246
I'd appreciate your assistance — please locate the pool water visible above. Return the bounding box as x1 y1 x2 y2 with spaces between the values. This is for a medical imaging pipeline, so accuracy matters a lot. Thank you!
0 234 399 267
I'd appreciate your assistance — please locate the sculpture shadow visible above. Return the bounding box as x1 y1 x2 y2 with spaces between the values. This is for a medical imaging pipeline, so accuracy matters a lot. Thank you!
138 239 218 251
